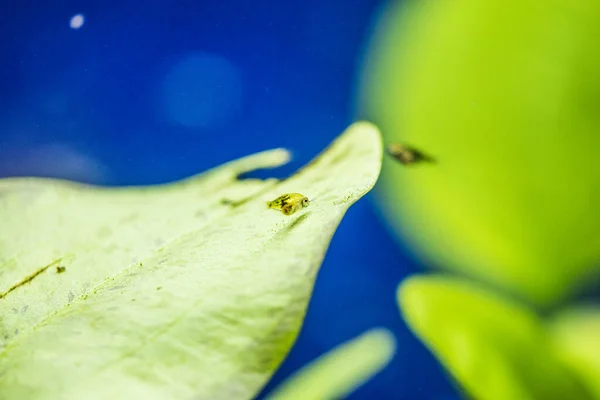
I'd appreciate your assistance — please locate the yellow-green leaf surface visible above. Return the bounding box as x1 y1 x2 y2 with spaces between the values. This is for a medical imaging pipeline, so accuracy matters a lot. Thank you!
0 121 382 400
266 328 395 400
360 0 600 306
550 307 600 398
398 275 592 400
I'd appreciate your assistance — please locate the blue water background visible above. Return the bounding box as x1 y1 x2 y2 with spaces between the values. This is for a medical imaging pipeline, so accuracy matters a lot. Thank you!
0 1 456 398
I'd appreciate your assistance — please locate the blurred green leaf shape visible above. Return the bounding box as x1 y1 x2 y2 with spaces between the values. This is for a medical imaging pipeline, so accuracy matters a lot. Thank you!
265 328 395 400
0 121 382 400
550 306 600 398
398 275 592 400
361 0 600 307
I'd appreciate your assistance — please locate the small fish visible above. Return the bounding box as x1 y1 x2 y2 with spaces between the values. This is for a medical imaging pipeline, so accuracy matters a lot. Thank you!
267 193 310 216
387 143 434 165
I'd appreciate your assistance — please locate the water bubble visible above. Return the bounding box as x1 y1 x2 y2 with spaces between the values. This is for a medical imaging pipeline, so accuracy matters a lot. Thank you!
69 14 85 29
163 52 242 129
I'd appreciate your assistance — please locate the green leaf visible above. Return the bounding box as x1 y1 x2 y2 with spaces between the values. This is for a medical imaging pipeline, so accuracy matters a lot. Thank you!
550 306 600 398
0 121 382 400
265 328 395 400
397 275 592 400
360 0 600 306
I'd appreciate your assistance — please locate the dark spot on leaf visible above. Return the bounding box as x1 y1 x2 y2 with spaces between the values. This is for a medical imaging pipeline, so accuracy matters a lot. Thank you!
96 226 112 239
0 258 62 300
104 243 118 253
156 286 162 291
281 212 311 234
326 149 348 168
220 197 254 208
56 266 66 273
120 213 139 223
21 305 28 314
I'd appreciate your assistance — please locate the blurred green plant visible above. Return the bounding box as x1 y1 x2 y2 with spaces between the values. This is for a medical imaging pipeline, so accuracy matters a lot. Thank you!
357 0 600 398
550 306 600 398
265 328 395 400
361 0 600 307
0 122 382 400
399 275 591 400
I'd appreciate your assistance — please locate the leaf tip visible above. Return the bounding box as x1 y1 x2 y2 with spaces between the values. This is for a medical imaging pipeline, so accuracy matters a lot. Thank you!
347 120 382 148
231 147 292 177
396 274 442 332
397 274 426 308
361 327 397 363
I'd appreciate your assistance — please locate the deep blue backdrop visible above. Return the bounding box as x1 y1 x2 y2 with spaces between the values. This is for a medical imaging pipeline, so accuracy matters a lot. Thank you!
0 1 456 398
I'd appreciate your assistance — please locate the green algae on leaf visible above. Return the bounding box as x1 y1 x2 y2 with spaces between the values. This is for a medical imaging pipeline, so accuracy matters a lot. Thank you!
0 121 382 400
265 329 395 400
398 275 592 400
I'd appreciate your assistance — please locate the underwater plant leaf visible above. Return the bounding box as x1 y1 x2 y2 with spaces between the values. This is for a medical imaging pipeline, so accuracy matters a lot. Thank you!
265 328 395 400
550 306 600 397
360 0 600 306
0 121 382 400
398 275 592 400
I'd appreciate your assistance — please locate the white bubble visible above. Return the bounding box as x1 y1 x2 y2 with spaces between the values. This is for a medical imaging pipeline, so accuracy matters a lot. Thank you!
163 52 242 129
70 14 85 29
